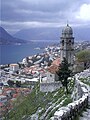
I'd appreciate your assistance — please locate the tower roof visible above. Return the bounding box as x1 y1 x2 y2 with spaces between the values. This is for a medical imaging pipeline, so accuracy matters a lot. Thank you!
62 24 73 34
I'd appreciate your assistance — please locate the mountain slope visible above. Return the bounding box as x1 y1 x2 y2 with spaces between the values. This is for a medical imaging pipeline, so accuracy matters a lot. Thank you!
14 27 61 41
0 27 29 45
14 27 90 41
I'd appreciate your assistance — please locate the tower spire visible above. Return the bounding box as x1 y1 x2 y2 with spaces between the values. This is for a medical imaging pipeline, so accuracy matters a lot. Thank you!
67 20 69 26
60 23 74 67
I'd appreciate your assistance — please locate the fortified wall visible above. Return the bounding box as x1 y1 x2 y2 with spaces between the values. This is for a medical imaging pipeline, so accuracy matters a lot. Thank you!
54 70 90 120
40 82 62 92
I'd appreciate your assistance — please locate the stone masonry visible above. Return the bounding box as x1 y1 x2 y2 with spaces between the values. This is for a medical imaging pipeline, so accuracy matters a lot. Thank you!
79 86 90 120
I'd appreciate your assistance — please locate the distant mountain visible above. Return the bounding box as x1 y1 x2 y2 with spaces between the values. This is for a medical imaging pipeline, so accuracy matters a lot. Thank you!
1 26 90 45
0 27 30 45
14 27 61 42
14 27 90 42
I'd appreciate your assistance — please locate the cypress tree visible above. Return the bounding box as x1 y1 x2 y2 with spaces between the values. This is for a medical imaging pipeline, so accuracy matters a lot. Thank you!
57 57 72 94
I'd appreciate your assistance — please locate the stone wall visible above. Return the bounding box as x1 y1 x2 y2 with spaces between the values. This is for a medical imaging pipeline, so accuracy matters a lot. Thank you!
40 82 62 92
54 73 89 120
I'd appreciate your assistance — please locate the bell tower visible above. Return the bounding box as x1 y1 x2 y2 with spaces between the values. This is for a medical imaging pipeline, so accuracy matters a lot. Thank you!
60 24 74 66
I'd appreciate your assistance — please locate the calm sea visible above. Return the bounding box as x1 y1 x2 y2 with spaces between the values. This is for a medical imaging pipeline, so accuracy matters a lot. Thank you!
0 41 56 65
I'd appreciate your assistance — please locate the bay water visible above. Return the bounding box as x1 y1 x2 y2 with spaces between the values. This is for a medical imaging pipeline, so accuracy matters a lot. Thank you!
0 41 56 65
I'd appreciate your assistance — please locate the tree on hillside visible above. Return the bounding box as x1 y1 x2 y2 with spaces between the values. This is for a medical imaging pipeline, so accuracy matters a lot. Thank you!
56 57 72 94
76 50 90 69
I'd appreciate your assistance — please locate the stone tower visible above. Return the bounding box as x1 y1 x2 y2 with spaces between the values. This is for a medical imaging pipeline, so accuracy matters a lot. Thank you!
60 24 74 66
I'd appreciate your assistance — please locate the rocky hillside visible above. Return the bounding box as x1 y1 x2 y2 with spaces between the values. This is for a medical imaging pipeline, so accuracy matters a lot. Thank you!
6 78 74 120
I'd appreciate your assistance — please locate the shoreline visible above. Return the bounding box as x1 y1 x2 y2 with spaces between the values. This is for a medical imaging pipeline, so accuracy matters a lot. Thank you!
0 42 58 65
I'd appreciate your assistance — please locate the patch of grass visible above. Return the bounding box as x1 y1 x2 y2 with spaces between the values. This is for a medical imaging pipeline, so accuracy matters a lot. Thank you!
52 88 65 103
46 107 59 119
5 79 74 120
79 77 90 86
62 95 72 106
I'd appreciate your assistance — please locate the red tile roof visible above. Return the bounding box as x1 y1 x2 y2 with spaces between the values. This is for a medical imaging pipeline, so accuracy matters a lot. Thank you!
52 58 60 66
47 58 60 74
47 65 58 74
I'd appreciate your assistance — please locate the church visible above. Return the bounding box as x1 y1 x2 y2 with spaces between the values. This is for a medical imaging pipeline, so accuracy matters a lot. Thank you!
40 24 74 92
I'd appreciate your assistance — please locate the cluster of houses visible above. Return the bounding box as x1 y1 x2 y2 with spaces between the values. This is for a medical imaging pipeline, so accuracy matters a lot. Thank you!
0 86 31 118
0 45 62 117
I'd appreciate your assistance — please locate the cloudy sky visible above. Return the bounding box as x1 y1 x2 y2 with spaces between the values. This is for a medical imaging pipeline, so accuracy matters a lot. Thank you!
1 0 90 34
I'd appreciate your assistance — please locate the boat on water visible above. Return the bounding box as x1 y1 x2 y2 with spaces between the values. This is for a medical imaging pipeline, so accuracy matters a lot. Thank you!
34 47 40 50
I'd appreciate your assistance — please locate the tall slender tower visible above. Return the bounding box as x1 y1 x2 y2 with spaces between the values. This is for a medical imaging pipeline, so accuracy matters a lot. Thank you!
60 24 74 66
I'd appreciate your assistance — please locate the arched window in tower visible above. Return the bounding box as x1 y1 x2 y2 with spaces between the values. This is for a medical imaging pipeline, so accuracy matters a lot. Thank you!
69 40 71 43
68 39 71 45
62 40 64 46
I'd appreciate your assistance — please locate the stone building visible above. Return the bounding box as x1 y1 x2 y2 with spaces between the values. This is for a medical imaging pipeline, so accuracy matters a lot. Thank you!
60 24 74 67
40 58 62 92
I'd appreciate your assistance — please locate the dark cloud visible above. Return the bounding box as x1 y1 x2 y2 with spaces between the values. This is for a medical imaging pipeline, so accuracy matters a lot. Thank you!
1 0 80 21
1 0 90 33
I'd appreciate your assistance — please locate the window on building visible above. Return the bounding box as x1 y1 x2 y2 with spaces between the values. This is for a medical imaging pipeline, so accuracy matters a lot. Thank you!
50 74 52 77
62 40 64 46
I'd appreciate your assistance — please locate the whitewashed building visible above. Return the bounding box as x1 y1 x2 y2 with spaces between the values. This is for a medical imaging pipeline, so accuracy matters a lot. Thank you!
9 64 19 72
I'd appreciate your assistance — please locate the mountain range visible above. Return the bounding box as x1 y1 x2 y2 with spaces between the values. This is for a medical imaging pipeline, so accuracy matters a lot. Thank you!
0 26 90 45
0 27 29 45
14 27 90 42
14 27 60 42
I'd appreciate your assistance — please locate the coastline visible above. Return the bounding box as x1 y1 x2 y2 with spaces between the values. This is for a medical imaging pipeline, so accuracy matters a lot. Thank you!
0 41 59 65
0 43 46 65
